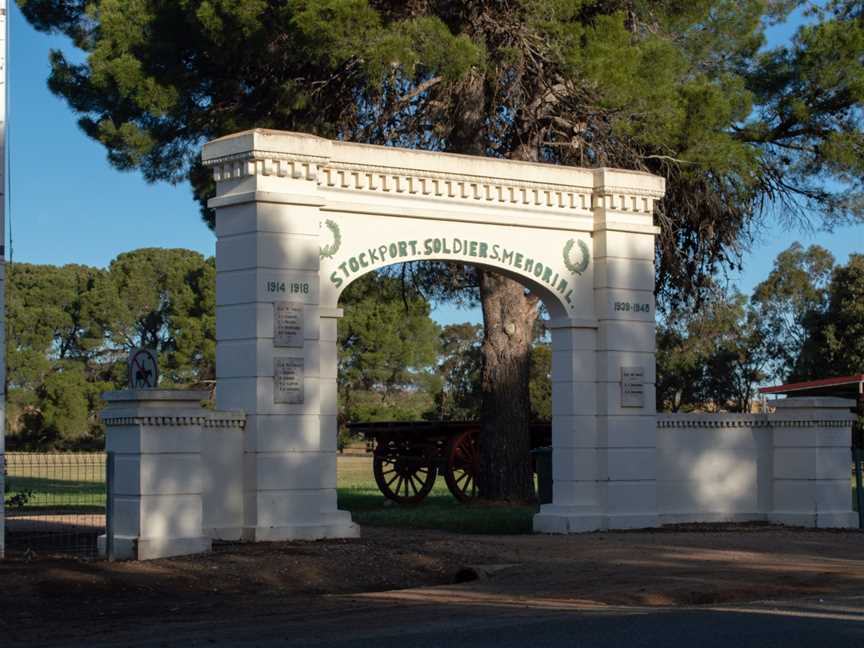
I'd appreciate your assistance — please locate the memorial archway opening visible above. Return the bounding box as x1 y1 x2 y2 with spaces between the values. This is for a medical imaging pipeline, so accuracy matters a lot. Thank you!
203 129 664 539
332 253 567 507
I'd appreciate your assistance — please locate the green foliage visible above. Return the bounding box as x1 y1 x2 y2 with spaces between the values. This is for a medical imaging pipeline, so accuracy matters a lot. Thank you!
529 344 552 421
19 0 864 305
751 242 835 382
4 490 33 509
337 273 441 425
656 291 767 412
794 254 864 379
434 322 482 420
108 248 216 385
5 249 216 450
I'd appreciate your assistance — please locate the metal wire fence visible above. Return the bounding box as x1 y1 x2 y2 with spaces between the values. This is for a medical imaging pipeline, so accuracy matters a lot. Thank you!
3 452 106 559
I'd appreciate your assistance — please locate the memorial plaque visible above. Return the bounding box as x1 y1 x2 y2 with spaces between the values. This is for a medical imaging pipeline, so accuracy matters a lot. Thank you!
274 302 304 348
620 366 645 408
274 357 304 404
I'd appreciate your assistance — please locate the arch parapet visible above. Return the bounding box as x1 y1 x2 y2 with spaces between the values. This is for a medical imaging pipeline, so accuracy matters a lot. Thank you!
202 129 664 539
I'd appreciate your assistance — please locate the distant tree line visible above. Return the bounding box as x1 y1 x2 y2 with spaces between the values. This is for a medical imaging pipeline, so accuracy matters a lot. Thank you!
9 241 860 447
5 248 215 449
5 251 551 450
656 243 864 413
337 274 551 427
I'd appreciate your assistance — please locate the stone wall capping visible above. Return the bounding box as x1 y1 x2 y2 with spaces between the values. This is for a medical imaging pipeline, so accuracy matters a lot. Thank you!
205 410 247 429
657 414 856 428
202 129 666 218
102 415 210 427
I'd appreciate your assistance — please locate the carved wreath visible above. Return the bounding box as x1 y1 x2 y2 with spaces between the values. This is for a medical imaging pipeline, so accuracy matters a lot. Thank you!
563 239 590 275
320 219 342 259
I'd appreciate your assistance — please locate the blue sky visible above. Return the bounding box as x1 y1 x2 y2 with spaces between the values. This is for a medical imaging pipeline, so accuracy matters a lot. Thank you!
8 4 862 327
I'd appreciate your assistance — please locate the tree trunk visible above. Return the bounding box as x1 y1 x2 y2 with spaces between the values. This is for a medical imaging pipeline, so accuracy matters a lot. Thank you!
445 63 542 501
477 270 538 501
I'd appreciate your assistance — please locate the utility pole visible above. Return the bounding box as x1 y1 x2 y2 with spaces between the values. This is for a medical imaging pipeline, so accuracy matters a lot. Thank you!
0 0 7 560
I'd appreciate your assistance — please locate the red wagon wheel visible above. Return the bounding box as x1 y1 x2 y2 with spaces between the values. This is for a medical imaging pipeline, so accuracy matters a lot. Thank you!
373 441 437 505
445 429 479 502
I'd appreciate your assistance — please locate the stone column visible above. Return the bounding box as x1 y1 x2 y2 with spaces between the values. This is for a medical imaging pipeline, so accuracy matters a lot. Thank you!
319 308 355 529
205 130 357 541
533 320 602 533
101 390 212 560
535 170 663 533
591 169 662 530
770 397 857 528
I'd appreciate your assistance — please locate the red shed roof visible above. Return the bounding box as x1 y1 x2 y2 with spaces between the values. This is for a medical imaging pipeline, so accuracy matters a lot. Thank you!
759 374 864 398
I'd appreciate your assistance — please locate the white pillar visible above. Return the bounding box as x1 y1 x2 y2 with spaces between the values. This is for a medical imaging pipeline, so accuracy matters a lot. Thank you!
206 131 357 541
534 321 603 532
534 169 663 533
101 390 212 560
770 397 857 528
591 170 660 530
318 308 353 528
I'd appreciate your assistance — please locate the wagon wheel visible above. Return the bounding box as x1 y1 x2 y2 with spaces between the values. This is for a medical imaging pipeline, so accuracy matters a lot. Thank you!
373 442 437 505
445 429 479 502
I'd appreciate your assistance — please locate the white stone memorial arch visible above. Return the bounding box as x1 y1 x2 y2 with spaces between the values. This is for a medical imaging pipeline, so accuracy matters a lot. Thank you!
202 129 665 539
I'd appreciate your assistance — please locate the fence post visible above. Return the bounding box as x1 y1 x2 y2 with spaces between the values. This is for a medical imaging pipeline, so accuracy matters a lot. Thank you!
106 452 115 562
0 451 5 560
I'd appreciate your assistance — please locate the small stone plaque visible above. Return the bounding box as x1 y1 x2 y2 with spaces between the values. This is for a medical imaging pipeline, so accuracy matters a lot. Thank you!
274 357 304 404
274 302 304 348
621 366 645 408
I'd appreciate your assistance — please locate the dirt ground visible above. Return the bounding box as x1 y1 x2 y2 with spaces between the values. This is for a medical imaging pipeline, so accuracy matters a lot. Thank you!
2 523 864 644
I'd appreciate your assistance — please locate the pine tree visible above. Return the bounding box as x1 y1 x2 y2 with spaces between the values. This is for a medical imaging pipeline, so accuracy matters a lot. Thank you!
20 0 864 498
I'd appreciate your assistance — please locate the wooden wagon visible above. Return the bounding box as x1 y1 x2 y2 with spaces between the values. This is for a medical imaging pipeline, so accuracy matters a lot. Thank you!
347 421 551 505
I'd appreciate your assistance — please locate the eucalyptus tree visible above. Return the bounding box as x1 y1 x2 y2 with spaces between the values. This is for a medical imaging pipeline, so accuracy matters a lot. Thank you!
751 243 835 382
19 0 864 498
794 254 864 380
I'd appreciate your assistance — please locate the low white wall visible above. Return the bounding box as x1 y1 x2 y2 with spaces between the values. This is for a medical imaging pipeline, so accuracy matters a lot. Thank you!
656 397 857 528
657 415 772 523
101 390 246 561
202 411 246 540
770 397 857 528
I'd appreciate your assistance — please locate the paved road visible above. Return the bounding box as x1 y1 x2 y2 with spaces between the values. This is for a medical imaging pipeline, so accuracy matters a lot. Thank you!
41 597 864 648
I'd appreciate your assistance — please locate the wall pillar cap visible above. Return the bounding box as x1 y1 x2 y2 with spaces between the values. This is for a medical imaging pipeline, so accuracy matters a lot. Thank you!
592 167 666 196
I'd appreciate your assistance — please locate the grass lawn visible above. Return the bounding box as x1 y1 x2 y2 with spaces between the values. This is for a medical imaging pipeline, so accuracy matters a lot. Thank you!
3 452 535 533
5 475 106 511
4 454 106 512
337 455 536 534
